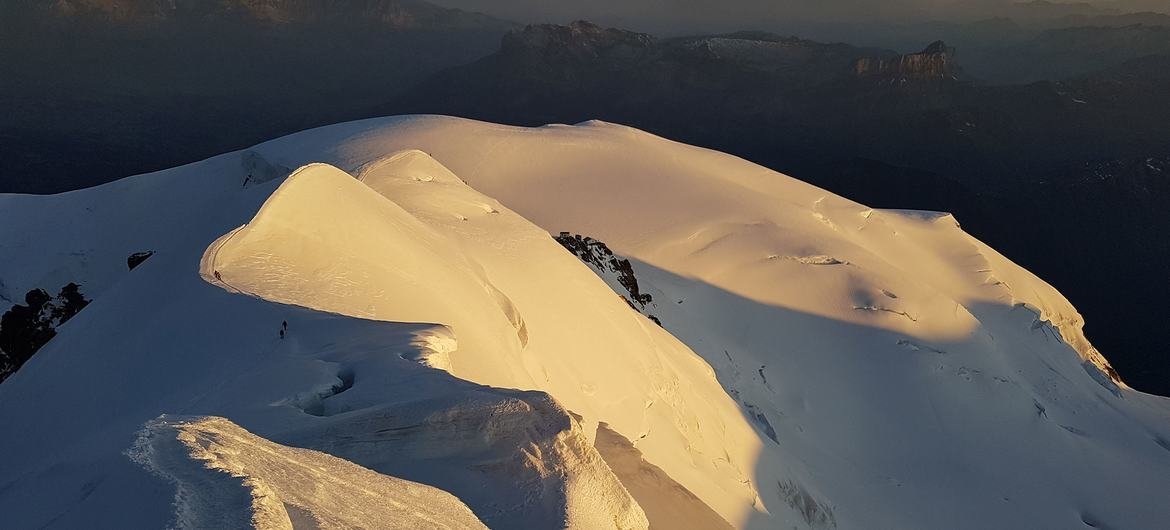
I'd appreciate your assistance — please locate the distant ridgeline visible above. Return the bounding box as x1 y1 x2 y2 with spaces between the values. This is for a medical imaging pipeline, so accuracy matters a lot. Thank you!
0 284 89 383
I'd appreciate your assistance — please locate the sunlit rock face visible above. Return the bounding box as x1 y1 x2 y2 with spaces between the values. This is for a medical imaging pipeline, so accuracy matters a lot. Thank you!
853 40 958 80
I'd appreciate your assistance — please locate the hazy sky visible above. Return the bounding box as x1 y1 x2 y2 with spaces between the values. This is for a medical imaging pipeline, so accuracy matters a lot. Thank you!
430 0 1145 35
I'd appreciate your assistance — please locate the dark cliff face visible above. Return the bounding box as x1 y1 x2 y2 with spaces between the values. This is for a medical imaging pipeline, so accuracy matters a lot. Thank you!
853 40 959 80
501 20 656 60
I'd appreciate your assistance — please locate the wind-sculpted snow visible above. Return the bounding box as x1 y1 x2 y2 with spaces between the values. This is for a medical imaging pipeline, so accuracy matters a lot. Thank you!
130 416 488 529
1 115 1169 529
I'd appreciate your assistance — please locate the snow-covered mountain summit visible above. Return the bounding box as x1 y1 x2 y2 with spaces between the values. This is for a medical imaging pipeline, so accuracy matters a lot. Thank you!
1 115 1168 529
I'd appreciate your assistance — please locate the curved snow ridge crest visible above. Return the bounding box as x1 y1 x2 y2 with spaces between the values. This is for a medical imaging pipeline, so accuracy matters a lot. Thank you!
198 163 350 297
128 415 488 530
197 161 472 307
355 149 468 187
196 163 525 365
961 224 1125 388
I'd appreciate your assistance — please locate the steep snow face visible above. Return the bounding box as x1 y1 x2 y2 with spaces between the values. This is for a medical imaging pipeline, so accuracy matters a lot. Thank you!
1 115 1169 530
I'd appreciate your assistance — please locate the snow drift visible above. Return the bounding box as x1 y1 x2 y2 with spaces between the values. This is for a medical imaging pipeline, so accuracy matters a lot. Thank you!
1 115 1169 529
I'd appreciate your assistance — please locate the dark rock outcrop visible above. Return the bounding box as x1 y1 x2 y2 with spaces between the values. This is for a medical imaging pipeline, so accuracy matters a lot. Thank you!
127 251 155 271
554 232 661 326
0 283 90 383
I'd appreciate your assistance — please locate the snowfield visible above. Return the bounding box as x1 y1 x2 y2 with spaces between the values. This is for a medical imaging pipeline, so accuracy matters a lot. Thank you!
1 115 1169 529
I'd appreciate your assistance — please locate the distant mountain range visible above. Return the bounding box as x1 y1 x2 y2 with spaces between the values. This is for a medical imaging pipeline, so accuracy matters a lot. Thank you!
0 0 515 192
964 22 1170 82
15 0 510 29
394 21 1168 185
815 9 1170 83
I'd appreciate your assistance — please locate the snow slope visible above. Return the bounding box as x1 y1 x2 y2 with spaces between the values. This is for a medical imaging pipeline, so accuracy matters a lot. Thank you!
2 115 1170 529
0 159 652 529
